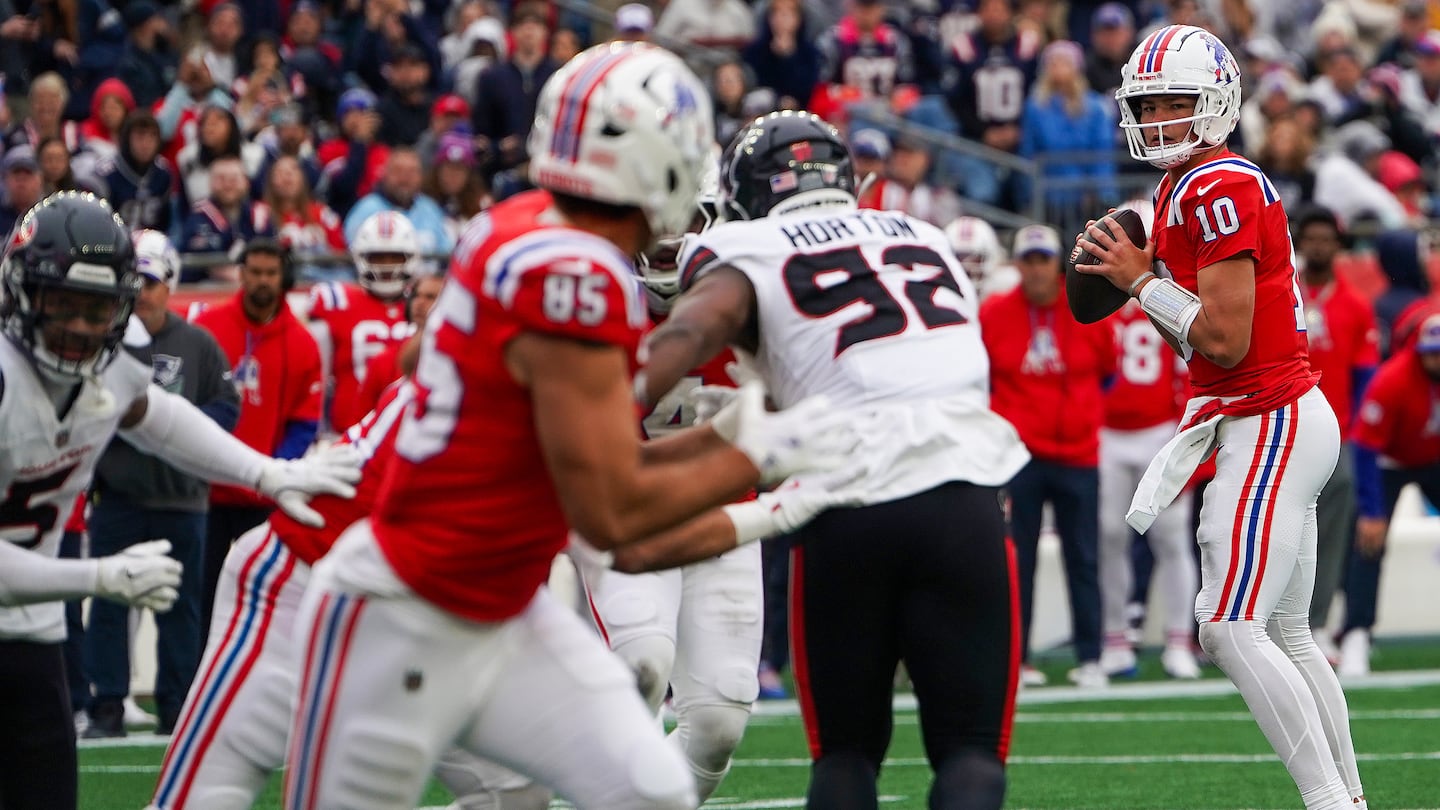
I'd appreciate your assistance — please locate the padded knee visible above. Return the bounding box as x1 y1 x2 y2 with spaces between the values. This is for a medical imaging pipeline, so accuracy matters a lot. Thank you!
675 702 751 775
611 634 676 711
1198 620 1267 675
929 748 1006 810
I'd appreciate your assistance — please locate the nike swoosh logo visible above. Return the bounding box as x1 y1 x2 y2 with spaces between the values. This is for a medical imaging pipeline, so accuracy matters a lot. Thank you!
1196 180 1221 196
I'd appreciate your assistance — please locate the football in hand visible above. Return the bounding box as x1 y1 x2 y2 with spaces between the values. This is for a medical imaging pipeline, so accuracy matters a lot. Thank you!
1066 208 1148 324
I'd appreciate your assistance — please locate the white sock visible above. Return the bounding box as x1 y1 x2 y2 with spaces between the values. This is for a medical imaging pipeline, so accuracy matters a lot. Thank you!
1199 620 1352 809
1268 614 1366 801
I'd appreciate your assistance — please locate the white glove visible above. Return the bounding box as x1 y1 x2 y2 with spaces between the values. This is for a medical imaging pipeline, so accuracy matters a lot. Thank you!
688 352 765 430
94 540 183 612
723 382 862 485
256 444 364 528
723 464 870 544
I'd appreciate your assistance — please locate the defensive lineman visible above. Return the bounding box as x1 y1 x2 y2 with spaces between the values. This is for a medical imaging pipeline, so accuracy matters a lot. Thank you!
0 192 359 810
1075 26 1367 809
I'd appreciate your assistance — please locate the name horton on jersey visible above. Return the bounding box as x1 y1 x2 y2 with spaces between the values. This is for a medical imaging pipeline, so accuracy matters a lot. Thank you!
780 210 920 249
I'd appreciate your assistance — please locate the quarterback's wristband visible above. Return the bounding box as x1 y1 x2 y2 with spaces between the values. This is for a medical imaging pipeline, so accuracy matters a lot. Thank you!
1137 277 1202 341
722 501 778 546
1128 271 1157 297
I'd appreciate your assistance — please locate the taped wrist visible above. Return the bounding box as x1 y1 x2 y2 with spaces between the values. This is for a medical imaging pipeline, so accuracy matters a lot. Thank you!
721 500 778 545
1138 277 1202 340
120 387 269 489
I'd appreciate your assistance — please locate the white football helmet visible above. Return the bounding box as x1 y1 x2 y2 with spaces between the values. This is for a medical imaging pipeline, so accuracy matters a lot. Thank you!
351 211 421 299
133 229 181 292
1116 25 1242 169
528 42 714 246
944 216 1006 289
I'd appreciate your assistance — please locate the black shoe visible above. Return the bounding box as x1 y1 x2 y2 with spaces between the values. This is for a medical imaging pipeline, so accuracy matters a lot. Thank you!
82 699 126 739
155 708 179 736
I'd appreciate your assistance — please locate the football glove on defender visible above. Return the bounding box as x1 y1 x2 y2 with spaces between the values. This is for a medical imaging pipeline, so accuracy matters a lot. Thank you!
255 444 365 528
719 382 860 486
94 540 183 612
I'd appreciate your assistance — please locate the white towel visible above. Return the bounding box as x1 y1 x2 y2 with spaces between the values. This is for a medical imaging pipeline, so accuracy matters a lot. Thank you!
1126 411 1224 533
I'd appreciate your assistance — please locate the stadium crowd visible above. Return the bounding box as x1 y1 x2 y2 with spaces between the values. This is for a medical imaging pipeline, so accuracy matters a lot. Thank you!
0 0 1434 757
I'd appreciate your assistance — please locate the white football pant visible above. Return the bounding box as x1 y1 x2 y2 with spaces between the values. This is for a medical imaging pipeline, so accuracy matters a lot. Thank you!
285 522 694 810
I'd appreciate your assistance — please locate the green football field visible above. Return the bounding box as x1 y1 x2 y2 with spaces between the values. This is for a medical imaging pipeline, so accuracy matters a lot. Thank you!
78 643 1440 809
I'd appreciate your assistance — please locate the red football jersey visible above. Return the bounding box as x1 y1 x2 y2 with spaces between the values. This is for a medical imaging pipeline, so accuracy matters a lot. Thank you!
1152 151 1313 398
642 311 735 438
1301 275 1379 436
1351 350 1440 468
372 190 650 622
270 382 410 566
1105 300 1190 431
308 282 413 432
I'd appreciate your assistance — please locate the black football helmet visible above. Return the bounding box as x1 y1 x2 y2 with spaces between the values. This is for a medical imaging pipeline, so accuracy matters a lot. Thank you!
1 192 140 378
719 110 856 221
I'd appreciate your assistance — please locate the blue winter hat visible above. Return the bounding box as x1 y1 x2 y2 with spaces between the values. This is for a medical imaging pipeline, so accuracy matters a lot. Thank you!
336 87 378 119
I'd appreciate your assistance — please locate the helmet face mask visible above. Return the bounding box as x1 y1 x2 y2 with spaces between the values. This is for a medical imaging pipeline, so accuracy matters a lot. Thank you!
943 216 1004 292
351 212 421 299
1117 25 1241 169
719 110 856 222
1 192 140 380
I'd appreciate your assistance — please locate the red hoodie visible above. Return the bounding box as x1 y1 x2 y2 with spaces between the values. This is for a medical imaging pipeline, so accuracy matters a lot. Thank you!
79 78 137 150
193 291 324 508
980 285 1116 466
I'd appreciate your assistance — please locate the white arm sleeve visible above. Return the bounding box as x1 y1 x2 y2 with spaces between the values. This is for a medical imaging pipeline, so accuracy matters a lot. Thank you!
0 541 100 607
119 386 269 489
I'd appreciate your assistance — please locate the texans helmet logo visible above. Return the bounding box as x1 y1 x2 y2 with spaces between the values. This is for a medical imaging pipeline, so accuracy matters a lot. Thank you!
790 141 813 162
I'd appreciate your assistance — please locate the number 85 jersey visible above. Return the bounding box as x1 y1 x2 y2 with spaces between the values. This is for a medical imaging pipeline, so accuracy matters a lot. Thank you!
1151 150 1311 398
679 205 989 411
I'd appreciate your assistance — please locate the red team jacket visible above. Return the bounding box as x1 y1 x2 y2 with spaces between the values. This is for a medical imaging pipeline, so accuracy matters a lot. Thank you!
1105 300 1190 431
1152 151 1315 407
981 285 1116 466
1301 274 1379 437
1352 348 1440 468
308 282 412 432
371 190 649 622
193 293 324 508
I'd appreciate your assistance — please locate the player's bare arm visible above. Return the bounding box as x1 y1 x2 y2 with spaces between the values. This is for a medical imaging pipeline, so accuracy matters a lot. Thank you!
637 266 757 409
510 331 758 550
610 509 741 572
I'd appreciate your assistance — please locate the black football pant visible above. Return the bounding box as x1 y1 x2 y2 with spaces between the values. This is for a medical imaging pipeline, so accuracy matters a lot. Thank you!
790 482 1018 810
0 640 76 810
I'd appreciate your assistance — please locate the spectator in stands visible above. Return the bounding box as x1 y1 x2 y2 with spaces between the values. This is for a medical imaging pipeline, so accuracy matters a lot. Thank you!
155 46 235 163
414 94 470 168
425 132 486 246
265 154 347 272
76 78 136 166
469 3 558 193
816 0 913 108
251 102 321 200
439 0 488 69
852 127 890 203
1362 64 1433 170
713 60 751 148
1399 29 1440 138
1293 206 1380 660
116 1 177 108
1316 120 1410 230
449 16 508 104
70 0 129 120
1084 2 1137 100
613 3 653 43
1020 40 1117 225
1376 0 1431 69
1309 46 1370 126
1342 314 1440 676
317 87 390 219
0 146 42 236
37 135 106 196
202 2 245 89
869 132 960 226
280 1 342 119
1255 115 1318 211
192 238 323 634
182 156 277 276
343 147 452 258
1373 227 1432 358
177 105 263 213
655 0 756 67
1 0 81 105
232 33 299 137
350 0 441 97
983 224 1114 689
742 0 822 111
4 72 82 152
552 26 583 64
1238 69 1307 156
83 231 238 738
943 0 1040 210
1377 150 1431 222
377 45 438 148
100 110 174 234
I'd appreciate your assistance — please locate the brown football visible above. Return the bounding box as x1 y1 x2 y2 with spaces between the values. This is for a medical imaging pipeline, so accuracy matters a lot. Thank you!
1066 208 1148 324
